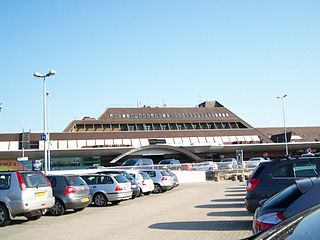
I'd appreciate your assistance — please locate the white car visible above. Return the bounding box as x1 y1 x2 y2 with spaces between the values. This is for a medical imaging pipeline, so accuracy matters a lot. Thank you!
246 157 270 169
192 161 218 171
127 170 154 195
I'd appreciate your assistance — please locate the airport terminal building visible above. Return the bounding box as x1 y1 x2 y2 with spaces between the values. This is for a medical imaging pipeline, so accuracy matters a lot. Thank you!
1 101 320 170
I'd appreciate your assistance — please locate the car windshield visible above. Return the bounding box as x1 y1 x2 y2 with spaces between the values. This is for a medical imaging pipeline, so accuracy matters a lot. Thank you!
122 160 137 166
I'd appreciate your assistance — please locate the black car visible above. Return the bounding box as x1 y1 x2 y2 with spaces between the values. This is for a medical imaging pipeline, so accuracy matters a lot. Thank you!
97 170 141 198
245 204 320 240
245 156 320 213
252 177 320 234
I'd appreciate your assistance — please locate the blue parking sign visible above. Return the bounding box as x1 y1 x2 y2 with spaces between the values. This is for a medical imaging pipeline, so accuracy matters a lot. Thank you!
41 133 47 141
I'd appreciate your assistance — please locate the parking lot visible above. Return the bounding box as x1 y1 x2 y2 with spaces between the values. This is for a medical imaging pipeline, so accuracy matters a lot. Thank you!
1 181 253 240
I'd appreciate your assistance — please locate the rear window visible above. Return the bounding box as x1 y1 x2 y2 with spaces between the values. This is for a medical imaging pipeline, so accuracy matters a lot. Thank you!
65 176 87 186
145 171 156 177
22 172 49 188
159 160 171 164
114 175 129 183
140 172 151 180
161 171 170 176
0 174 11 189
263 185 302 209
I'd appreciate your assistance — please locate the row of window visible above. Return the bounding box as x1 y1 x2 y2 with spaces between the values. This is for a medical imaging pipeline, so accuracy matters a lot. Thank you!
108 112 230 119
72 121 248 132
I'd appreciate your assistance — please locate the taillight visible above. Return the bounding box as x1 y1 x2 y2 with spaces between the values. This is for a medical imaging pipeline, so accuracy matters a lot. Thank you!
142 180 146 186
64 186 77 194
16 172 26 191
115 185 123 191
161 176 168 181
247 178 260 192
255 212 285 232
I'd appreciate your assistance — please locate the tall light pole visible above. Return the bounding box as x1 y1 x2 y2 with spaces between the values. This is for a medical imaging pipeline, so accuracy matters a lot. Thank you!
33 70 56 174
277 94 288 156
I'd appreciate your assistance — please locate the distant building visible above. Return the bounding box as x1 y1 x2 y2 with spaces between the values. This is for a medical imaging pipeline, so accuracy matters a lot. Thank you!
1 101 320 169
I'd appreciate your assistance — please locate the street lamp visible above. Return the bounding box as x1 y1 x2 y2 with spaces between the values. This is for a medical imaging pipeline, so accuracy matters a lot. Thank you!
33 70 56 174
277 94 288 156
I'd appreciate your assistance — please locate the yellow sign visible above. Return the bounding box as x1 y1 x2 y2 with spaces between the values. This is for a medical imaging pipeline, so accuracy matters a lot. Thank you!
0 160 27 171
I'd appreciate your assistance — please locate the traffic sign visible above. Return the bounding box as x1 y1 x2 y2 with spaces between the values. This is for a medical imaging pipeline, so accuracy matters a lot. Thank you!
41 133 47 141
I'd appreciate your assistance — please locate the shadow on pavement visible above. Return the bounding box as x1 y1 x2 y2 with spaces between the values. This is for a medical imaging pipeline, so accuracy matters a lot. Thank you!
211 198 244 202
225 193 246 197
225 189 246 193
226 187 246 190
195 203 244 209
149 220 252 231
207 211 252 217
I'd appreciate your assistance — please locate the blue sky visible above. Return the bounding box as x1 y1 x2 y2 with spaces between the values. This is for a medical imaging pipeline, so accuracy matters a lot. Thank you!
0 1 319 133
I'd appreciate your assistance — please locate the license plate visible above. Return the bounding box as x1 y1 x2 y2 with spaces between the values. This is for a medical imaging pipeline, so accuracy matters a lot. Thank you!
35 192 45 197
81 197 89 203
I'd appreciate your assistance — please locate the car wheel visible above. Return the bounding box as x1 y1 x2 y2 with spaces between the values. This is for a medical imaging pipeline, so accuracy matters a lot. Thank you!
73 208 85 212
111 201 120 205
136 188 142 197
25 212 42 221
0 205 11 227
153 184 162 194
49 199 66 216
94 193 108 207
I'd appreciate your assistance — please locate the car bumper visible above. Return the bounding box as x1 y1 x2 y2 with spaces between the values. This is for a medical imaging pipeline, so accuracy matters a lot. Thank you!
108 191 132 201
10 197 55 217
64 195 91 210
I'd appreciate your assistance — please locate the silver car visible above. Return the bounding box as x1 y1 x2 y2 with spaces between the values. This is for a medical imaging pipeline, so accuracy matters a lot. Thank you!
0 171 55 227
218 158 238 170
142 170 173 193
127 170 154 195
80 174 132 206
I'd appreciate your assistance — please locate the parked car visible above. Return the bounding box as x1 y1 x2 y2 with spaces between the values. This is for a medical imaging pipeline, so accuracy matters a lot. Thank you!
80 174 132 206
121 158 154 169
218 158 238 170
246 204 320 240
158 159 182 170
245 156 320 213
192 161 218 171
97 170 141 199
127 170 154 195
142 170 173 193
46 174 91 216
246 157 270 169
0 171 54 227
166 170 179 187
252 177 320 234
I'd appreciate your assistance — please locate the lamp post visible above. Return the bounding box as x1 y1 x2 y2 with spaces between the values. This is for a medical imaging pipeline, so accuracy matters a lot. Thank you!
277 94 288 156
33 70 56 174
